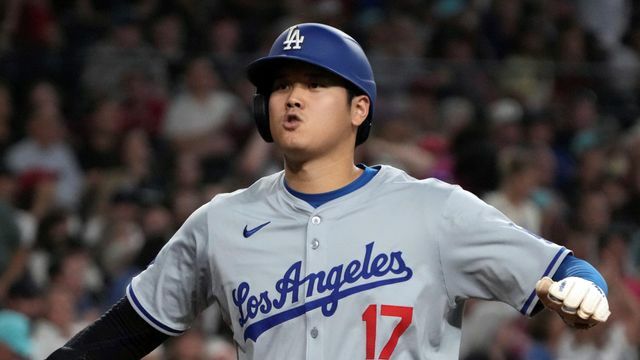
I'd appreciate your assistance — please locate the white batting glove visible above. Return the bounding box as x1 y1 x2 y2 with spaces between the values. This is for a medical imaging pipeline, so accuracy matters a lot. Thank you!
535 276 611 329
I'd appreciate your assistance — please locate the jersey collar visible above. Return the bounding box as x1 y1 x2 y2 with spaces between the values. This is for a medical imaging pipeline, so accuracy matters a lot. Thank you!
283 164 380 208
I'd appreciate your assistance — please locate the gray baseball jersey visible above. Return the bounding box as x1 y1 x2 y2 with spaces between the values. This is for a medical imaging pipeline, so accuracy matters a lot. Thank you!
127 165 570 359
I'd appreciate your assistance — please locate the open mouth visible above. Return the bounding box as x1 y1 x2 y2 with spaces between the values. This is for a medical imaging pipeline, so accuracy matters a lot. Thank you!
283 114 301 130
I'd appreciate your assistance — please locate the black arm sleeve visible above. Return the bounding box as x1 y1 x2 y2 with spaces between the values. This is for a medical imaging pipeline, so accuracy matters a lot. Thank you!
46 296 169 360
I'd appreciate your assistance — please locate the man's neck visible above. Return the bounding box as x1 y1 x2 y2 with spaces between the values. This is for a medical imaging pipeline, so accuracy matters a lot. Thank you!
284 154 362 194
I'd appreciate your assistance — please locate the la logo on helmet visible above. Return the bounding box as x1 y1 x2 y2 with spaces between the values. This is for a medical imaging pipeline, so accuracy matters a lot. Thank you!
283 26 304 50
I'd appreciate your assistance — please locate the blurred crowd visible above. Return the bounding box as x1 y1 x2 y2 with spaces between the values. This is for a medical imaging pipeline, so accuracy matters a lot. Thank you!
1 0 640 359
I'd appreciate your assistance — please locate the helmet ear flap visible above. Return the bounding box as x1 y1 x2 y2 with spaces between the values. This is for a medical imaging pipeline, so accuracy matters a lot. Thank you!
253 93 273 142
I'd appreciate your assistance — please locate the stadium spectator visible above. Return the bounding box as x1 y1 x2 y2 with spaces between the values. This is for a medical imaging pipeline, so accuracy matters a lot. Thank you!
5 107 83 211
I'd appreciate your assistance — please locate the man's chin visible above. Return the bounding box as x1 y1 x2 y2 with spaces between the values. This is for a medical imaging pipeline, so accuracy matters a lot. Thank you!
277 141 317 163
275 135 307 152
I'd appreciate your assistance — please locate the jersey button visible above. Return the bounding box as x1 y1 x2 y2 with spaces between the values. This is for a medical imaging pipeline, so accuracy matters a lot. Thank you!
311 238 320 250
310 327 319 338
311 216 322 225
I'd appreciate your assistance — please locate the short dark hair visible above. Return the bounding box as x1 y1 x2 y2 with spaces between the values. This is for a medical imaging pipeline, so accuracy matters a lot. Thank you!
346 84 365 105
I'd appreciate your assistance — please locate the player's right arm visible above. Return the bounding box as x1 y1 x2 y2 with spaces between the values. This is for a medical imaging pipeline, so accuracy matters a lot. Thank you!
48 202 215 359
46 296 168 359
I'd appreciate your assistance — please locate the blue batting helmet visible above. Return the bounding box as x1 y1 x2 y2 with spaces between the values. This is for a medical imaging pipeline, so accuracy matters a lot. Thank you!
247 23 376 146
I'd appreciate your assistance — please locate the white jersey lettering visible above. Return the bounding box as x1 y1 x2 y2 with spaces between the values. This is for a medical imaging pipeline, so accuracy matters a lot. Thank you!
232 242 413 341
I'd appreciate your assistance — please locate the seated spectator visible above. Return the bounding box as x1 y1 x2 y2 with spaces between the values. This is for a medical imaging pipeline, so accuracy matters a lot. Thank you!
101 199 173 308
76 97 124 173
31 286 90 359
91 187 144 282
118 70 168 138
81 10 168 98
28 209 84 290
484 147 542 233
47 246 101 321
162 57 249 160
75 97 125 217
3 277 43 320
5 108 84 211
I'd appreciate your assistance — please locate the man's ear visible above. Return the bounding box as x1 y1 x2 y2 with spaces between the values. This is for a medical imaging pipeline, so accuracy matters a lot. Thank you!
351 95 370 127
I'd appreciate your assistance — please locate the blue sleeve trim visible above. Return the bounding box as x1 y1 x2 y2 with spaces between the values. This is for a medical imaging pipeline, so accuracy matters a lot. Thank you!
520 247 568 315
552 255 608 295
126 284 183 335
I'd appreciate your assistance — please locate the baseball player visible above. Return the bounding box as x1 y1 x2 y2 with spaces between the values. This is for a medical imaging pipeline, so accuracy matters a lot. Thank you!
49 23 610 360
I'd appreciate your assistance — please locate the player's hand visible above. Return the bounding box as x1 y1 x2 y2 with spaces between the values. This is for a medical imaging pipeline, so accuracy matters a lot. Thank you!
535 276 611 329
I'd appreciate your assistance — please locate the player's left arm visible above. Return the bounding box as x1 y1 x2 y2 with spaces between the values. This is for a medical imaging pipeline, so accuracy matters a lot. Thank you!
534 255 611 329
436 186 609 327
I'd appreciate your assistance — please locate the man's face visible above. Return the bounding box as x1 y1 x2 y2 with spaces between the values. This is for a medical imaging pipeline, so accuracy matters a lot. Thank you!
267 62 368 161
186 59 216 94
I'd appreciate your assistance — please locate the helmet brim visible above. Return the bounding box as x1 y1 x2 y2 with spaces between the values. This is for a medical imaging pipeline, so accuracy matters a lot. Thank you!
247 55 364 95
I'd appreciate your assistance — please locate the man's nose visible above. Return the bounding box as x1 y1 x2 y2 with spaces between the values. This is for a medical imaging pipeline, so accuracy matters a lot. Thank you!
286 84 304 109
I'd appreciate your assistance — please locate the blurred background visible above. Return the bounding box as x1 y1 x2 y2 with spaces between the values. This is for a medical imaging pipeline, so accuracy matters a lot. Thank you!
0 0 639 359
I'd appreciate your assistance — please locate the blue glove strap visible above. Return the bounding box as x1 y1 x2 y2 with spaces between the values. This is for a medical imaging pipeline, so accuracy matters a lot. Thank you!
553 255 608 295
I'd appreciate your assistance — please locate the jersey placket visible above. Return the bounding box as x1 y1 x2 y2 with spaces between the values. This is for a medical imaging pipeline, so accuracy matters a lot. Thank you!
304 210 328 360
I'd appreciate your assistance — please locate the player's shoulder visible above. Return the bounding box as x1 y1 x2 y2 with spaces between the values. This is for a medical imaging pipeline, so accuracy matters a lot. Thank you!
381 166 495 227
376 165 485 214
377 165 460 195
206 171 283 210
